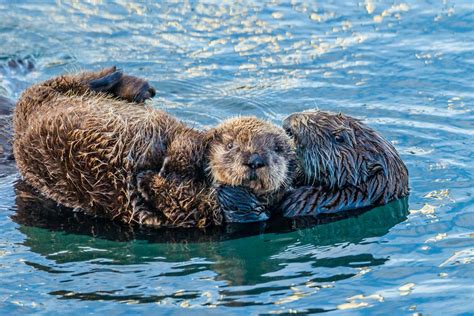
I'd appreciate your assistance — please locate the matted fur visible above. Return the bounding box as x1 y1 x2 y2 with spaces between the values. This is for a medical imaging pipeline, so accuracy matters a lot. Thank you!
13 68 212 227
282 110 409 216
13 69 297 228
139 116 297 222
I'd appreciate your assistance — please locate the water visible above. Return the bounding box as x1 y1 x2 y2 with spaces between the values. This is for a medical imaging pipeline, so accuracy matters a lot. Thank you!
0 1 473 314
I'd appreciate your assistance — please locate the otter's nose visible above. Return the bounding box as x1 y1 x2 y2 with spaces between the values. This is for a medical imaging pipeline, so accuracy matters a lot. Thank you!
246 153 265 169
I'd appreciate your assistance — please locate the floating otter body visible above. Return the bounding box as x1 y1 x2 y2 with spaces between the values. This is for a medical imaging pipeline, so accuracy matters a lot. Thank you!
13 67 186 225
281 110 409 217
13 68 295 227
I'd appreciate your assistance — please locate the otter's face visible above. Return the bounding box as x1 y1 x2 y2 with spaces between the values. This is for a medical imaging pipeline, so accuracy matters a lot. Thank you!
283 111 394 189
207 117 295 194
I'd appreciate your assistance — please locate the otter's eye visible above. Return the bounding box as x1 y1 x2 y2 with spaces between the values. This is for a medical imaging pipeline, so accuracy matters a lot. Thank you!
226 142 234 150
334 134 344 143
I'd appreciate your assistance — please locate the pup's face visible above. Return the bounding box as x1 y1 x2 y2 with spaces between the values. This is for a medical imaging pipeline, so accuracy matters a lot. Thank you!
207 117 296 195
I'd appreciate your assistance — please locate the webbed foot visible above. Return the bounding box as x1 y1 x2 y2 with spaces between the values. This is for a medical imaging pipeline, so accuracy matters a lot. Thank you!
89 68 156 103
89 70 123 92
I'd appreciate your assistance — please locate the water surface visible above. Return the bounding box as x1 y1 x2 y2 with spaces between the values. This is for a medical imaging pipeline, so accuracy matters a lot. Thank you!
0 1 473 315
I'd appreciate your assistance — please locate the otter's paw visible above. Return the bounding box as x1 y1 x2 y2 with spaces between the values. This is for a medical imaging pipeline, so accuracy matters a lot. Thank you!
1 58 35 74
217 186 269 223
136 170 159 202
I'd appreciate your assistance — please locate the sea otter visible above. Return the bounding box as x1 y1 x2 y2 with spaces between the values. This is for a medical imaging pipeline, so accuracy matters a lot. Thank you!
137 116 296 224
13 68 295 228
281 110 409 217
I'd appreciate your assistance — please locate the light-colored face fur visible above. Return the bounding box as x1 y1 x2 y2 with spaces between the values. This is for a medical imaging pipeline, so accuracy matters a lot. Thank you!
283 110 406 190
207 117 296 194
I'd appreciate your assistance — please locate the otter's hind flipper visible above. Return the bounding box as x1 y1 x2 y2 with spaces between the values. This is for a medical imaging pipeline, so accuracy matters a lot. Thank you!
89 69 156 103
217 186 269 223
115 74 156 103
89 71 123 92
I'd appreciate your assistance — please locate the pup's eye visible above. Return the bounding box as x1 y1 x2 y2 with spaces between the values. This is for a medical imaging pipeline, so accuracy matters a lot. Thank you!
227 142 234 150
334 134 345 143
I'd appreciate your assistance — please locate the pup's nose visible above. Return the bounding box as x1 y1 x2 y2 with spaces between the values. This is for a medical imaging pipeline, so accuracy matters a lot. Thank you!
246 153 265 169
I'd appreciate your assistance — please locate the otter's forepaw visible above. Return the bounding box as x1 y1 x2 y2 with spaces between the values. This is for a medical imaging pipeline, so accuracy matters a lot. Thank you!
217 186 269 223
136 170 159 202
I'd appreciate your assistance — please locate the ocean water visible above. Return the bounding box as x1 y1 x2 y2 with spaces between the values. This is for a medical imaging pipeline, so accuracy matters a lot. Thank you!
0 1 473 315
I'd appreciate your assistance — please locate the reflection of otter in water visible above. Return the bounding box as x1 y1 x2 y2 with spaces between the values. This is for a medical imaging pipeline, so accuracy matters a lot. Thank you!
281 111 409 217
13 68 295 227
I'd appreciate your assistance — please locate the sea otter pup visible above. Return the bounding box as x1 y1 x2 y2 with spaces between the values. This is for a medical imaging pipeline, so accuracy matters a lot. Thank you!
13 68 295 227
281 110 409 217
137 116 296 224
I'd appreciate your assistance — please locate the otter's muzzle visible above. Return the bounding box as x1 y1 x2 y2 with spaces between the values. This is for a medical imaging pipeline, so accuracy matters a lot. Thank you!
245 153 265 170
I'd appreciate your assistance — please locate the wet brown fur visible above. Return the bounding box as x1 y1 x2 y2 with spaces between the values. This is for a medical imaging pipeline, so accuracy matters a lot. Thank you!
13 68 207 227
138 117 297 222
282 110 409 215
13 69 296 228
207 117 296 202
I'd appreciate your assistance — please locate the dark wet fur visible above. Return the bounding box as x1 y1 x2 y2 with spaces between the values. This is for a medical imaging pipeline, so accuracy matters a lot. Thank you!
281 111 409 217
11 179 408 244
13 68 279 228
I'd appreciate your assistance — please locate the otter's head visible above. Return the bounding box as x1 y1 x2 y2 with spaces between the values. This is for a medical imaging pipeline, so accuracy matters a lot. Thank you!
206 117 296 195
283 110 408 193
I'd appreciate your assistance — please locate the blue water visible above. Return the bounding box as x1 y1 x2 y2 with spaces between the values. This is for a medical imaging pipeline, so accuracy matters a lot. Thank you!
1 1 473 314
